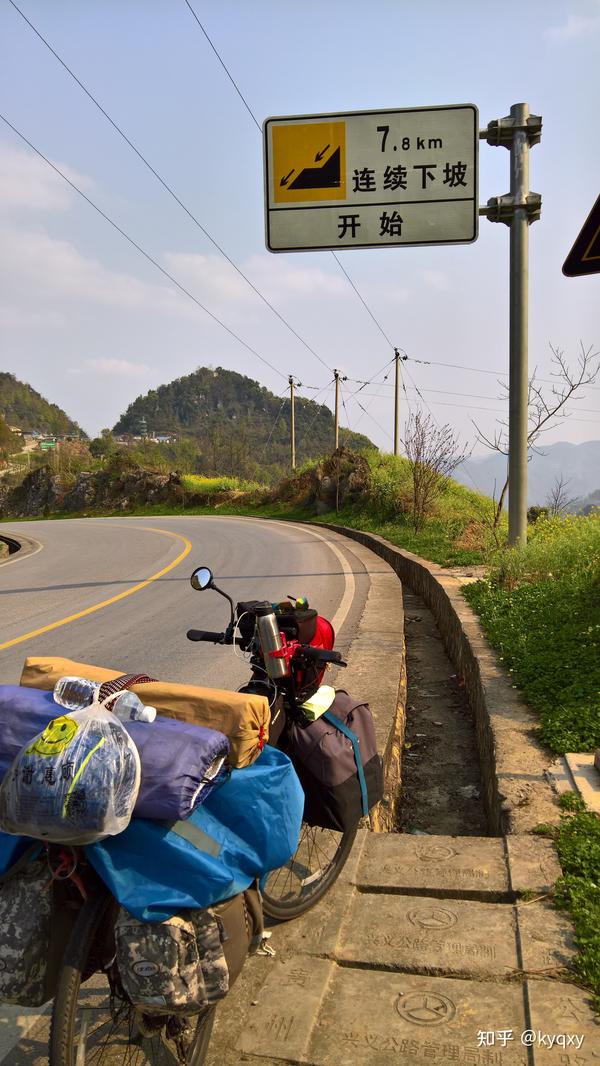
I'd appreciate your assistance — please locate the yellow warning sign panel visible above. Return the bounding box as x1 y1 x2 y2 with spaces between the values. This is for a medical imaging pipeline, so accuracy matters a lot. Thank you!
272 121 346 203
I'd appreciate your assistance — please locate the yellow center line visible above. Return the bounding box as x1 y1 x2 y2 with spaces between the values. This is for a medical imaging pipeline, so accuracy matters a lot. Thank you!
0 526 192 652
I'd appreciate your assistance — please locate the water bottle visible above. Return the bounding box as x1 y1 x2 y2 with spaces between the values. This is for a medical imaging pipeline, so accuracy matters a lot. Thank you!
53 676 101 711
53 676 156 722
255 603 290 680
110 691 157 723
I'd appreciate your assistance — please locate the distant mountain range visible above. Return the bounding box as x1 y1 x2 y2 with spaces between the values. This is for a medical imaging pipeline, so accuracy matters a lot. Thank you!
0 372 84 438
455 440 600 508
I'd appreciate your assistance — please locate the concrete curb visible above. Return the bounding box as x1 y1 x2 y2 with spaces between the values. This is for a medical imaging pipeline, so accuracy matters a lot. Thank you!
0 531 42 565
314 523 561 836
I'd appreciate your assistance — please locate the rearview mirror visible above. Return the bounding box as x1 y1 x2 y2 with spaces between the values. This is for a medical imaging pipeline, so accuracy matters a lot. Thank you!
190 566 213 591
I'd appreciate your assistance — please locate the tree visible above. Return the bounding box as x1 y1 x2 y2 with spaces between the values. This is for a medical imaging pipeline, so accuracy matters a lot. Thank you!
545 474 577 517
473 342 600 531
404 411 469 532
89 429 116 459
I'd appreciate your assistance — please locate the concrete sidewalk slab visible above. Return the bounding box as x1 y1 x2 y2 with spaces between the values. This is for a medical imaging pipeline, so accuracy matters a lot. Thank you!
505 837 563 896
356 835 510 900
337 894 520 976
517 902 577 975
526 981 600 1065
235 956 334 1061
311 968 528 1066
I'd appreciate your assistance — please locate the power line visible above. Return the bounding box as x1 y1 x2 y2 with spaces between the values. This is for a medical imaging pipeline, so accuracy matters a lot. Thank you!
339 387 599 415
406 354 600 391
8 0 335 377
0 112 290 382
346 357 396 440
329 252 395 349
183 0 261 133
339 379 353 432
295 380 335 456
263 389 289 454
181 2 401 371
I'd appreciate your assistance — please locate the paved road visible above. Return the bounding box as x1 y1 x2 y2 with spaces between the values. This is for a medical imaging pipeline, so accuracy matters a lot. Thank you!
0 515 370 692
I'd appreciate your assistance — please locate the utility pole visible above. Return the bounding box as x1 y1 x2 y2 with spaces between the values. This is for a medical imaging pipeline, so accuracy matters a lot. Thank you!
483 103 542 546
334 369 340 450
393 349 407 455
289 375 296 471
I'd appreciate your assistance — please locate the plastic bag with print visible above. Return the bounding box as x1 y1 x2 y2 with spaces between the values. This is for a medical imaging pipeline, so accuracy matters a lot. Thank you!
0 698 141 845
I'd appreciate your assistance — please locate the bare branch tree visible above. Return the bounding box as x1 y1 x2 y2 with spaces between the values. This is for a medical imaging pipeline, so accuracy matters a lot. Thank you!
404 411 469 532
545 474 577 517
472 341 599 530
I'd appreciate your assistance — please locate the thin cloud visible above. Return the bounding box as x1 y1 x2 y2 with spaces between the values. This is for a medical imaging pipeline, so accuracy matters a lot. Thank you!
0 305 66 328
0 144 93 213
69 358 151 378
545 9 600 41
0 226 194 317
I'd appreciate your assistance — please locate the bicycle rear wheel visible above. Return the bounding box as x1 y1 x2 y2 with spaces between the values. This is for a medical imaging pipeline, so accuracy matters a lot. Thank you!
49 888 216 1065
261 819 358 921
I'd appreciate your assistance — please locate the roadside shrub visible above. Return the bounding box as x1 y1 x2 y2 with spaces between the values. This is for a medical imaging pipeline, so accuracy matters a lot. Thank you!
487 513 600 590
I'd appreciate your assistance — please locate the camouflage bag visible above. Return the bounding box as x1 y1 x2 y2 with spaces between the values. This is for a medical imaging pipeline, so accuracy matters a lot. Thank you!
0 851 52 1007
114 907 229 1015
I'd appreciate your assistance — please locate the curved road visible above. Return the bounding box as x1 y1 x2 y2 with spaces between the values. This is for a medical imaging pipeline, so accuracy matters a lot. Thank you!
0 517 373 690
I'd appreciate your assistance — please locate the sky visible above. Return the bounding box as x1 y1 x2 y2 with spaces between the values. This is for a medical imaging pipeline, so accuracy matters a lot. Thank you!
0 0 598 469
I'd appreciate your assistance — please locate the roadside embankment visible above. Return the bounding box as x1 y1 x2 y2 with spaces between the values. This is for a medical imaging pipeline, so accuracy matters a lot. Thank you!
316 522 561 836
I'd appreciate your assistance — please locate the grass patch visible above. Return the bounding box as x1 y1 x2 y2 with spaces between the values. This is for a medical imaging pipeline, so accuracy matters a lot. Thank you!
544 810 600 1011
463 514 600 754
181 475 264 495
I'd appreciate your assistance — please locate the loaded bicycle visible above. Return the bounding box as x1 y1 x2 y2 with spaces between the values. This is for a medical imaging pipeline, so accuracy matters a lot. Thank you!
0 565 381 1064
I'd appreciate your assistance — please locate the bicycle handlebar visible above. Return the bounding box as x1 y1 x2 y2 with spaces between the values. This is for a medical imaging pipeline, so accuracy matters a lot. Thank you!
186 629 226 643
186 629 244 646
299 645 346 666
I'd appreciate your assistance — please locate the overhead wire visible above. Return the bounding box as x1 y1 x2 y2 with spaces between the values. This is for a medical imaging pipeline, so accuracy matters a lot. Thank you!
339 379 353 432
181 1 405 389
263 389 289 454
181 0 600 443
8 0 335 376
0 113 289 382
295 379 336 458
181 1 496 447
183 0 261 133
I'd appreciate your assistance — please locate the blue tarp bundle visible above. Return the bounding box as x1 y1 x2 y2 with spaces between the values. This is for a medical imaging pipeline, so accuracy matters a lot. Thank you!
0 686 230 821
0 744 304 921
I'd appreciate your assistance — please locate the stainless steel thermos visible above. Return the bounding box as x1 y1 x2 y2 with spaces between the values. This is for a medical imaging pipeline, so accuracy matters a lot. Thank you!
255 604 290 679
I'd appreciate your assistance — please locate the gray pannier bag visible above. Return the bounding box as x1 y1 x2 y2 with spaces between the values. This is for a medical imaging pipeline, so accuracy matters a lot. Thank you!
114 886 263 1016
0 851 51 1007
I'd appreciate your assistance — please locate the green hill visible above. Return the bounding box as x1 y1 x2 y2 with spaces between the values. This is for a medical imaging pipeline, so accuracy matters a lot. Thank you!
113 366 375 481
0 372 85 438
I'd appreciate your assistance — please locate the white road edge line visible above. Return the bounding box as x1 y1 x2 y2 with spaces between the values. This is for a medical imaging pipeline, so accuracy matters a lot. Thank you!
0 536 43 567
234 517 356 637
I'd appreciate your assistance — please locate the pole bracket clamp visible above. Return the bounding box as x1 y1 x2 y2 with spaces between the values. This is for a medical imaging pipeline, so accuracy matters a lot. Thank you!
480 113 542 148
481 192 542 226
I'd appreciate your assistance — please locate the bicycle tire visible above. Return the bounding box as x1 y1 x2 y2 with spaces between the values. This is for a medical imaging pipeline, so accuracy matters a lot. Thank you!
262 819 358 921
49 887 216 1065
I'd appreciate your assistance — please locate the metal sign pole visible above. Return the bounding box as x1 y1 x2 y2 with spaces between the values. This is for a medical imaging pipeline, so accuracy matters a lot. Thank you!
394 349 400 456
483 104 542 546
508 103 531 546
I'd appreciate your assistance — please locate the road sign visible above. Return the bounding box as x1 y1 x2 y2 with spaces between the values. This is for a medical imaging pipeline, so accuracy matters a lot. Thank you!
264 104 478 252
563 195 600 277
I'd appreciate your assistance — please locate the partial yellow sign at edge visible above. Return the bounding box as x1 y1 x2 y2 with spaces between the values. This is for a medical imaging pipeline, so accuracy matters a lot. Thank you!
272 121 346 204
